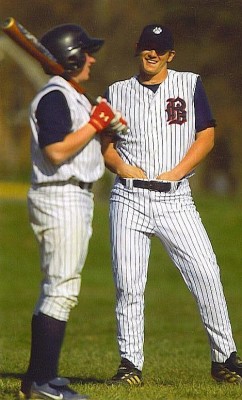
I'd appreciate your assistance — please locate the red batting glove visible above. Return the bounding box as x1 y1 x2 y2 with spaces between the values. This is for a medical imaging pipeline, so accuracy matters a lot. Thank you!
89 99 115 132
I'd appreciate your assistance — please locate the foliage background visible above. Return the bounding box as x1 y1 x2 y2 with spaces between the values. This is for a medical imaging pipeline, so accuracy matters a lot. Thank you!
0 0 242 194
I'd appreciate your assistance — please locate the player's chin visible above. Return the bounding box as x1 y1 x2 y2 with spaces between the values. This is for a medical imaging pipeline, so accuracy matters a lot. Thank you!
142 62 159 73
73 67 91 83
76 72 90 83
83 73 91 81
142 67 159 76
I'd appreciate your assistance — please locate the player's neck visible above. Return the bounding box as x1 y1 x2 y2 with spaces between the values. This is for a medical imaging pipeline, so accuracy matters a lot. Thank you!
138 69 168 85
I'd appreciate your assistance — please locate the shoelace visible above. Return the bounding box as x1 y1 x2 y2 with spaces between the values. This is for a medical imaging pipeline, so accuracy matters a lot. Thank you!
216 367 242 383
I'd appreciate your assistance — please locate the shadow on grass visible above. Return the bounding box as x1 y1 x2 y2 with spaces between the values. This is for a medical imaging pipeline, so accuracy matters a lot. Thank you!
0 372 105 384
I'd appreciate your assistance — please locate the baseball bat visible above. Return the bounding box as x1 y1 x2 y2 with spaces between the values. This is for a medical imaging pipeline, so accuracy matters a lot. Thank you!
1 17 98 105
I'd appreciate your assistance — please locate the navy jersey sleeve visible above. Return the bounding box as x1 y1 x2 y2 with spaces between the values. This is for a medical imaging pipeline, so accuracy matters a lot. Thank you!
103 88 109 102
194 77 216 132
36 90 72 148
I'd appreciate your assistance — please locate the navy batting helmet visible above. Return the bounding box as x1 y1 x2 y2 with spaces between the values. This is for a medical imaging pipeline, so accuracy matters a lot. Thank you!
40 24 104 74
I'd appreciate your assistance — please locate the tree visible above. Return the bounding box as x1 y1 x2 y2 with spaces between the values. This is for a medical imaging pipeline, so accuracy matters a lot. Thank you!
0 0 241 192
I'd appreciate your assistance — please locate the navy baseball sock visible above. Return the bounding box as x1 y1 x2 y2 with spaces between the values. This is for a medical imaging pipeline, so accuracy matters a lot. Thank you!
24 312 66 386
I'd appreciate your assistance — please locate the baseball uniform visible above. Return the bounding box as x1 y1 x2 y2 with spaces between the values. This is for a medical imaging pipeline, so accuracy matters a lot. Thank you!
105 70 237 371
28 75 105 321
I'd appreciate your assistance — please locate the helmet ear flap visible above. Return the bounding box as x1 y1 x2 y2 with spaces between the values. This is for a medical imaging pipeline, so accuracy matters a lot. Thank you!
67 49 86 72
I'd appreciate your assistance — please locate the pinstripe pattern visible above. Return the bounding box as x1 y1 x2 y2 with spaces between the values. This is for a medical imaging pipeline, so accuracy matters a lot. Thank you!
108 71 196 179
30 76 104 184
28 75 104 321
107 72 236 370
28 184 94 321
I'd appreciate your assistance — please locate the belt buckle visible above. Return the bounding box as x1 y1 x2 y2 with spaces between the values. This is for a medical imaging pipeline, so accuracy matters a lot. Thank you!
150 180 171 192
148 180 156 191
148 180 161 192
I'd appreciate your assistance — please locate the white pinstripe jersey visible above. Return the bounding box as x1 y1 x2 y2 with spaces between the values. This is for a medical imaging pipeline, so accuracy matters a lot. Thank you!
107 70 198 179
29 76 105 184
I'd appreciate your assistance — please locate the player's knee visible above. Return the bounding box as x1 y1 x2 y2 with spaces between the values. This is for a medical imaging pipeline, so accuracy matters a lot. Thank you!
36 295 78 321
57 295 78 313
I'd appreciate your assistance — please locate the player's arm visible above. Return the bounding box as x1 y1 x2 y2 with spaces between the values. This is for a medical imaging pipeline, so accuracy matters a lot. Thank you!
37 91 115 165
102 87 146 178
157 127 214 181
43 124 97 165
157 77 216 181
101 134 147 178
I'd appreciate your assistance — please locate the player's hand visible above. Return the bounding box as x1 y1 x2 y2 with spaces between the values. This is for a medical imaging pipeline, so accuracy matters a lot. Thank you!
89 99 115 132
108 111 128 134
117 164 147 179
156 170 181 181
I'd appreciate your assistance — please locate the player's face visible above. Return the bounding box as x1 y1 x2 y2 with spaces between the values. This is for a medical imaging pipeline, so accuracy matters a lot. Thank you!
139 49 175 79
72 53 96 83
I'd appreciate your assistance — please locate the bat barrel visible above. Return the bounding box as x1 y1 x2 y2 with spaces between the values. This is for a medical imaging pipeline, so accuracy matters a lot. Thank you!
1 17 99 105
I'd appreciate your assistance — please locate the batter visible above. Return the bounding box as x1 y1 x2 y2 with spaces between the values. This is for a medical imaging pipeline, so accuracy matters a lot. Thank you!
102 24 242 386
19 23 124 400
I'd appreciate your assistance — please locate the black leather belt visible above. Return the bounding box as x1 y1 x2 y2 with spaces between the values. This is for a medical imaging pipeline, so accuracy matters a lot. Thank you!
119 178 179 192
34 180 93 191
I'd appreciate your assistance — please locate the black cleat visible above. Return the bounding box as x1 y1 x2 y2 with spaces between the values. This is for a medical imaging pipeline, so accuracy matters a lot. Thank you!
211 352 242 384
107 358 143 386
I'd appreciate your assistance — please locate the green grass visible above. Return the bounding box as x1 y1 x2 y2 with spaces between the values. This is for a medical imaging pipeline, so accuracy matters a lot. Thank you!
0 192 242 399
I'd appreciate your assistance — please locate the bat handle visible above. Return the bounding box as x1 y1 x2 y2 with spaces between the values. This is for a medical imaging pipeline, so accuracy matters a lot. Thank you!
83 92 99 106
60 71 99 105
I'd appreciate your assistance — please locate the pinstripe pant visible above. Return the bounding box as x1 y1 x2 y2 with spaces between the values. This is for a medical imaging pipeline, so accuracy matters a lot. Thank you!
110 180 236 370
28 184 94 321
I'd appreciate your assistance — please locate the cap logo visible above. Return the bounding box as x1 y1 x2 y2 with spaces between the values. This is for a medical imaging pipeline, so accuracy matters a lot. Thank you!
153 27 163 35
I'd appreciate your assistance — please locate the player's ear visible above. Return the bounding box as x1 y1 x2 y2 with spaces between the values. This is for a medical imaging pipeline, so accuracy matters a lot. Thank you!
167 50 176 63
134 43 140 57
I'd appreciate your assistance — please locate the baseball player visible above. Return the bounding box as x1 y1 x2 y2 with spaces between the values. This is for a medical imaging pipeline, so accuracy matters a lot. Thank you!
102 24 242 385
19 24 125 400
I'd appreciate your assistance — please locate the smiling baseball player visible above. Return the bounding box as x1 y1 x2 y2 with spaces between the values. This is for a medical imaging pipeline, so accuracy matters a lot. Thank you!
102 24 242 386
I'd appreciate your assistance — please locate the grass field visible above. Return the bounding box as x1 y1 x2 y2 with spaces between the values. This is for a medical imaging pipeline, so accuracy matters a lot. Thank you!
0 188 242 399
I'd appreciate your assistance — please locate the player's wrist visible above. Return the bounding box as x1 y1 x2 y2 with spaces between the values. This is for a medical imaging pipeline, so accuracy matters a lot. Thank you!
168 166 185 181
88 120 103 133
116 161 131 176
89 100 115 133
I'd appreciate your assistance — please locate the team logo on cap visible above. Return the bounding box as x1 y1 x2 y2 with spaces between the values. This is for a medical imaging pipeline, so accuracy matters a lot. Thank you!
153 27 163 35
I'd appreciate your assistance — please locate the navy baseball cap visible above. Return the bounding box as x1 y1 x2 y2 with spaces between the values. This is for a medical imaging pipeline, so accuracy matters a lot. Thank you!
136 24 174 54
